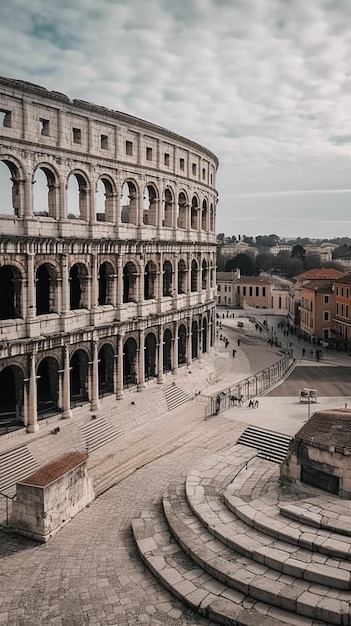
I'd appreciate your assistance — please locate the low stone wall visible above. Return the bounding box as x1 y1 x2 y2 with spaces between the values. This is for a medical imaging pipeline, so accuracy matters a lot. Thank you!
10 451 94 542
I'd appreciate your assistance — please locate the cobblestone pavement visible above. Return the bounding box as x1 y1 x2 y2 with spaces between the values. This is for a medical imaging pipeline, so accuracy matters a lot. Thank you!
0 416 244 626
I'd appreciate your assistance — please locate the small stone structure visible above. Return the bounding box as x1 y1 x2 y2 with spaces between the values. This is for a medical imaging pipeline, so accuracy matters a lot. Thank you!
281 408 351 497
10 451 94 542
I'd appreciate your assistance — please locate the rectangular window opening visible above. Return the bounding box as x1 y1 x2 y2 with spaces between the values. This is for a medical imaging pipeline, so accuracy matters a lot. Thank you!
0 109 11 128
146 147 153 161
101 134 108 149
126 140 133 156
179 158 185 171
39 118 50 136
164 152 170 166
72 127 81 144
202 168 206 180
192 163 197 175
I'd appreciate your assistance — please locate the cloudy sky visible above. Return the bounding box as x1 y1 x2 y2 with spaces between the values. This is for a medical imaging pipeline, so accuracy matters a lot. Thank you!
1 0 351 240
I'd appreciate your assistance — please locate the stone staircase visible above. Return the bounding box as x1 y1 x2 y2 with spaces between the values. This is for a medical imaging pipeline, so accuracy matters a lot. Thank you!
163 384 192 411
132 443 351 625
79 416 124 453
0 445 39 496
238 426 292 464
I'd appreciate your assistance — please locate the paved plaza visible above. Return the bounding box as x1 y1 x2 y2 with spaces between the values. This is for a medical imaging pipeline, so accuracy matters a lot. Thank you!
1 314 351 625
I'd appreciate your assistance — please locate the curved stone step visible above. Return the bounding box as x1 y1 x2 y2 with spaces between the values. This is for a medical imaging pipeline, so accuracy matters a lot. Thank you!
278 499 351 537
132 506 321 626
184 472 351 591
163 482 351 624
225 493 351 561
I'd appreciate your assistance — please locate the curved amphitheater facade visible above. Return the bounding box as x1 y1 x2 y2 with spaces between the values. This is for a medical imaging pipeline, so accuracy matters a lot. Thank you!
0 77 218 434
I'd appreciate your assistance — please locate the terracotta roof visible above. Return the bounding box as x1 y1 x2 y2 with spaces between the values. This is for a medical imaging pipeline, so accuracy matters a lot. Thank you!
334 274 351 285
294 268 345 280
216 273 283 285
20 452 88 487
295 409 351 449
301 280 334 292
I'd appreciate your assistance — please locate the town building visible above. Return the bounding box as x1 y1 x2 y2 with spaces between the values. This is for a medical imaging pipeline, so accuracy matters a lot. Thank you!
300 280 335 343
0 77 218 434
216 271 288 312
287 268 344 330
333 274 351 351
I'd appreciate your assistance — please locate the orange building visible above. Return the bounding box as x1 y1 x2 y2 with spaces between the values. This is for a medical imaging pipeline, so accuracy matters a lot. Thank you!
300 280 336 343
333 275 351 351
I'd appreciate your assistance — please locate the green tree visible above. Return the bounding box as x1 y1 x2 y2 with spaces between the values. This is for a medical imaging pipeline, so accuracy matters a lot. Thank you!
225 253 257 275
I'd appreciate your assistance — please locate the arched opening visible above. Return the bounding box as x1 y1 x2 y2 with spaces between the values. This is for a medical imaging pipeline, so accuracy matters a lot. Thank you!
69 263 88 310
0 160 21 216
98 344 114 397
144 260 157 300
143 184 157 227
163 328 172 372
210 203 215 232
70 350 89 406
177 192 187 229
33 167 57 218
98 261 114 306
178 324 187 365
0 365 24 432
201 259 208 290
36 263 57 315
191 259 198 292
96 177 114 223
123 261 138 303
191 320 199 359
163 260 173 297
178 259 187 294
201 199 208 231
123 337 137 387
0 265 22 319
163 188 173 227
67 172 88 220
202 317 208 354
121 180 138 224
191 196 198 230
144 332 157 380
37 357 59 419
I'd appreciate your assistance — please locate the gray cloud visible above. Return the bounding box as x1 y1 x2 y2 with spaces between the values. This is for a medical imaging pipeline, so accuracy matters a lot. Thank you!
1 0 351 238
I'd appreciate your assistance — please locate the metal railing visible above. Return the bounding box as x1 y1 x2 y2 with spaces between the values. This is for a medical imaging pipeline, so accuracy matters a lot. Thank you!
207 353 295 417
0 490 16 526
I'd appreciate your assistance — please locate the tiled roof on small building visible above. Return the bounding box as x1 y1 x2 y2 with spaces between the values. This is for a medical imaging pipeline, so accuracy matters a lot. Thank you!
295 409 351 449
301 280 334 292
294 268 345 281
334 274 351 286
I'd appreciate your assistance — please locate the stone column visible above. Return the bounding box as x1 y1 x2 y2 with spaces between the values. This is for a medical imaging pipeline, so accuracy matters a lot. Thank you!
27 353 39 433
137 329 145 390
186 319 192 366
90 341 100 411
157 324 164 384
61 255 69 314
27 253 36 319
172 334 178 373
173 254 178 298
91 253 98 309
158 251 163 300
116 255 123 306
62 345 72 419
116 334 124 399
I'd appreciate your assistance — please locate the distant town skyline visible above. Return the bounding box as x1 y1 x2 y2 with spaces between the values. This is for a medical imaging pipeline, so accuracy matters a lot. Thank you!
1 0 351 239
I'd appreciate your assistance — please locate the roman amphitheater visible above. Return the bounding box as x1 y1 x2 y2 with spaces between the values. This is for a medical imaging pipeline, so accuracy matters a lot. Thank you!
0 76 218 435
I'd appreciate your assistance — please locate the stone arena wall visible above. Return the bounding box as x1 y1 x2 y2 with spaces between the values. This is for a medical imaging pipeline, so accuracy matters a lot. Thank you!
0 77 218 434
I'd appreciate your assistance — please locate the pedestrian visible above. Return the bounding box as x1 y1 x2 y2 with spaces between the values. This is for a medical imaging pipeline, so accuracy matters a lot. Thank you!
215 395 221 415
237 338 241 347
302 348 305 357
232 349 236 358
254 400 259 408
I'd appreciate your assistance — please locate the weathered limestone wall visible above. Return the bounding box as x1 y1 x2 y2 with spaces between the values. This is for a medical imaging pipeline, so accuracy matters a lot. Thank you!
10 452 94 541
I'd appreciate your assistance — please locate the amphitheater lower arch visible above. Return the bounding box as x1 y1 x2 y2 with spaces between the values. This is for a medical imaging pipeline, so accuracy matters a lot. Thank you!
36 262 58 315
69 263 89 310
123 336 138 388
0 364 24 430
37 356 59 419
0 264 22 319
144 332 157 381
191 320 199 359
98 343 114 398
178 324 187 366
163 328 172 372
70 349 89 407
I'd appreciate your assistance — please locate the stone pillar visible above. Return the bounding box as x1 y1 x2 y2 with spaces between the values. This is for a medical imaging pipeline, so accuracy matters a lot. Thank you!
116 255 123 306
27 353 39 433
27 253 36 319
158 251 163 300
116 334 124 399
173 254 178 298
90 341 100 411
91 253 98 309
172 334 178 374
59 174 68 221
61 255 69 314
186 320 192 366
157 325 164 384
187 253 191 294
137 329 145 390
62 345 72 419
